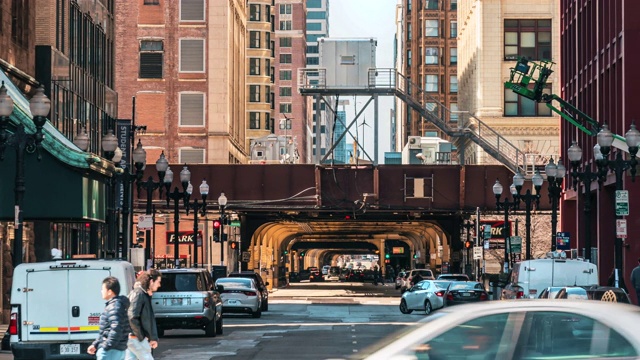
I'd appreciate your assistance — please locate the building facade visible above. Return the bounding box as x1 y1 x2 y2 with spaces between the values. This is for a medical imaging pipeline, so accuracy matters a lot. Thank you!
457 0 560 166
274 0 307 162
115 0 247 166
560 0 640 294
246 0 275 151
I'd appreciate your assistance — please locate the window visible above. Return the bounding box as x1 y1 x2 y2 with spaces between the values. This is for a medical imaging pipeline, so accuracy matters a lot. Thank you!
307 0 322 8
280 70 292 80
306 57 319 65
425 0 439 10
249 112 260 129
504 19 551 60
11 0 28 46
407 50 412 66
425 75 438 92
279 20 292 30
249 85 261 102
265 31 271 49
249 31 261 48
450 103 459 122
280 37 292 47
451 0 457 10
180 0 205 22
179 149 205 164
179 39 204 72
425 47 438 65
307 45 319 53
265 59 271 76
504 84 552 116
139 40 163 79
144 0 159 4
407 23 412 41
279 4 291 14
280 103 292 113
280 87 292 97
308 23 322 31
425 20 439 37
179 93 205 126
249 58 260 75
307 34 322 42
280 54 292 63
265 113 271 130
450 76 458 93
265 86 271 104
450 48 457 64
450 21 457 38
249 4 261 21
308 11 326 19
408 0 412 12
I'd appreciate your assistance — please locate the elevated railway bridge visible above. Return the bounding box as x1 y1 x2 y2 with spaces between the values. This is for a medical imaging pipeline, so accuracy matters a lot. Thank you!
135 164 553 288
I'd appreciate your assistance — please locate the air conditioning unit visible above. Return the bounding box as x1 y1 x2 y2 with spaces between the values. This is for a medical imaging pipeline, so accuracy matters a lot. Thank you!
407 136 421 149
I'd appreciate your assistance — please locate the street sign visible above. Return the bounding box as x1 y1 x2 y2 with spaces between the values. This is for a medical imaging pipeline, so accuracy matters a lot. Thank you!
473 247 483 260
241 251 251 262
138 215 153 230
556 232 571 250
483 240 490 250
509 236 522 253
615 190 629 216
229 220 241 227
616 219 627 238
483 224 492 239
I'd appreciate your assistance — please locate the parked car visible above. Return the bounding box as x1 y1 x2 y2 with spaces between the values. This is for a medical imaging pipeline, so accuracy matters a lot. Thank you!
325 266 341 281
307 266 324 282
444 281 489 306
400 269 435 292
153 268 224 337
347 269 365 282
322 265 331 275
215 277 263 318
538 286 565 299
228 271 269 311
436 273 469 281
354 300 640 360
399 280 451 315
554 285 631 303
395 271 407 290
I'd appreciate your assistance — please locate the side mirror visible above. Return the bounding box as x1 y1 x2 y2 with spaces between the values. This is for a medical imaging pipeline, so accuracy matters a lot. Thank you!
216 285 224 293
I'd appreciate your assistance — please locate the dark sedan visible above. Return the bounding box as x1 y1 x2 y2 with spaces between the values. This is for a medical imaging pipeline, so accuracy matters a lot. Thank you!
444 281 489 306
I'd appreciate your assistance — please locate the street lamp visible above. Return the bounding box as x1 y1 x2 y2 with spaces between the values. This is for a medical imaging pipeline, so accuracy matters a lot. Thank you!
492 179 518 273
218 192 228 266
164 165 191 268
512 170 544 261
594 123 639 288
186 179 209 268
136 151 169 267
567 140 599 263
0 84 50 266
545 158 566 251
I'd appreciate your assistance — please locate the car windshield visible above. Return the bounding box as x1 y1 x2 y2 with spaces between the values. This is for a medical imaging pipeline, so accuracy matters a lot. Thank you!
414 270 432 277
439 275 468 281
216 278 253 288
449 282 483 290
157 273 202 292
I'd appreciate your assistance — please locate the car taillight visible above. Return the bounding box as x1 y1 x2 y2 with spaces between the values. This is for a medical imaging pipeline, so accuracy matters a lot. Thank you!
244 291 257 297
480 293 488 300
9 312 18 335
447 293 454 301
435 291 444 297
516 291 524 299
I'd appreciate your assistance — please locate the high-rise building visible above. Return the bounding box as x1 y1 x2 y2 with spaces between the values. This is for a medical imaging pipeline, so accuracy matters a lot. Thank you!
115 0 247 165
246 1 276 151
274 0 307 162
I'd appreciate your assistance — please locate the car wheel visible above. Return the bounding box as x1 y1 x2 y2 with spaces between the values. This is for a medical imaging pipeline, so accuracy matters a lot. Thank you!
215 315 223 335
252 309 262 318
205 319 217 337
399 299 413 314
157 328 165 338
424 300 432 315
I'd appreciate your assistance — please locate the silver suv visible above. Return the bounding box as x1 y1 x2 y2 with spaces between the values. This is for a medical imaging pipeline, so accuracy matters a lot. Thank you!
152 269 223 337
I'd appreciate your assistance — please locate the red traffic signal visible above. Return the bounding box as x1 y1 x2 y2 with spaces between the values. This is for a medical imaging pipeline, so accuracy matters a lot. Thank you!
213 219 221 229
230 242 238 250
464 240 473 249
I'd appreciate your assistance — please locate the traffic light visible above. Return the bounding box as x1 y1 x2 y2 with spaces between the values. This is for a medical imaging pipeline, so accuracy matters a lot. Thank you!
384 259 390 264
135 230 145 247
284 250 289 255
385 253 390 259
213 234 220 243
213 219 222 230
413 253 418 259
465 240 473 249
230 241 238 250
300 251 305 257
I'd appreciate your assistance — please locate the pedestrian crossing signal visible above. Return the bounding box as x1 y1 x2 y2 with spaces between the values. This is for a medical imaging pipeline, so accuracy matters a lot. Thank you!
464 240 473 249
230 242 238 250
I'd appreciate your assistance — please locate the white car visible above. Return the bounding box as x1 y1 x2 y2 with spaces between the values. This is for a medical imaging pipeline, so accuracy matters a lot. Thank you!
399 280 451 315
401 269 435 292
215 277 262 318
357 300 640 360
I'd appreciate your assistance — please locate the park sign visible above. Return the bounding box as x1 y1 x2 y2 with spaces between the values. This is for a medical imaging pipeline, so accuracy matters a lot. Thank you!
615 190 629 216
479 220 513 239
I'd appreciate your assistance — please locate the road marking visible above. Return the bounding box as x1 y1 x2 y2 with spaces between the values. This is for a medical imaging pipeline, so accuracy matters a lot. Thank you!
223 322 415 328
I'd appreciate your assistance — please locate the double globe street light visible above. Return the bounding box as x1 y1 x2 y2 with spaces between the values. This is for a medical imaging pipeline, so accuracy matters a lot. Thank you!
544 158 566 252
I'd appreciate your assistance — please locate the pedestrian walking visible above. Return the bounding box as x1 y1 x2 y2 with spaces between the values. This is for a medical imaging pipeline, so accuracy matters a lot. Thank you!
87 276 131 360
126 269 162 360
411 272 424 287
630 258 640 306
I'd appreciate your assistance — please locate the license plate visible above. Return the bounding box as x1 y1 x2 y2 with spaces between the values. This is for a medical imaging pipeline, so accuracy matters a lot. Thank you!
60 344 80 355
226 299 240 305
462 292 471 297
171 298 183 306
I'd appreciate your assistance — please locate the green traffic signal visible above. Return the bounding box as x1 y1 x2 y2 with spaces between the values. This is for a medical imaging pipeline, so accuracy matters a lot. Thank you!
385 253 390 259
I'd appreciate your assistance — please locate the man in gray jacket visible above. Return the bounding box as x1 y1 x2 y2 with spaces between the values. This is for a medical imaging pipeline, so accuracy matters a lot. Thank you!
126 269 162 360
630 258 640 306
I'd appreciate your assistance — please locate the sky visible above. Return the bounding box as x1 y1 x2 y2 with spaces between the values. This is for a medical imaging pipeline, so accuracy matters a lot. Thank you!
329 0 399 162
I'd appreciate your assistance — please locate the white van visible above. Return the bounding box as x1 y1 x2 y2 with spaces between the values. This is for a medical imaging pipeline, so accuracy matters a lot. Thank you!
501 252 598 299
10 259 136 360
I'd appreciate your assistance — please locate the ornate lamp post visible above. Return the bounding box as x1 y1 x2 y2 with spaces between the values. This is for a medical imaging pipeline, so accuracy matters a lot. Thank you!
545 158 566 251
594 123 639 288
164 165 191 268
186 180 209 268
0 84 50 266
512 170 544 260
492 179 518 273
567 141 599 262
218 192 228 266
136 151 168 266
